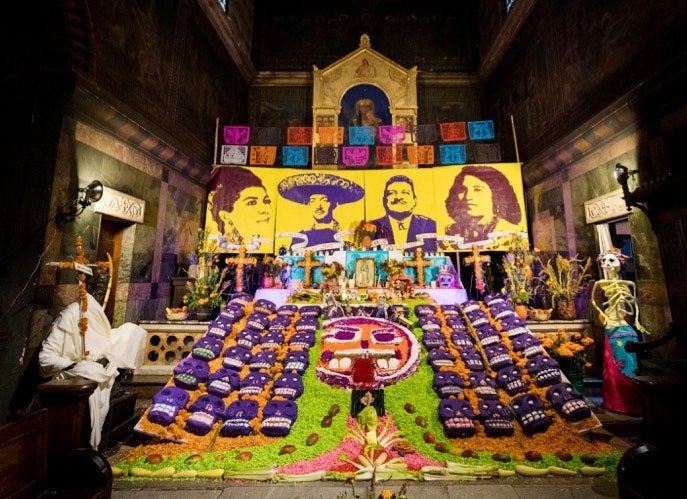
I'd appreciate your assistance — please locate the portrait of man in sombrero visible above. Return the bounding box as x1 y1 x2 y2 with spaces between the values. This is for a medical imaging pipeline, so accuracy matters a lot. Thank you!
278 173 364 250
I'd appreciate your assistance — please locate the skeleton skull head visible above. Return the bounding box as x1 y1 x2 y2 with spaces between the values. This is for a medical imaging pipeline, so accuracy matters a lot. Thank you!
245 312 270 332
510 393 553 435
185 394 225 436
484 292 508 307
489 302 516 320
253 298 277 316
461 300 481 314
511 333 544 358
239 372 271 397
450 331 474 349
422 330 446 349
218 303 244 322
440 304 461 317
236 329 262 349
459 347 484 371
220 399 259 437
475 325 500 347
273 373 304 400
499 315 529 338
207 367 240 398
446 316 468 332
433 370 466 397
294 317 318 334
468 371 499 399
277 304 299 318
495 365 528 396
289 331 316 350
222 345 252 371
477 398 515 437
546 382 592 421
284 350 310 374
298 305 322 318
261 399 298 437
428 347 456 371
526 354 563 387
414 304 438 317
149 387 190 426
598 249 626 278
467 309 489 329
268 316 292 334
485 342 514 370
191 335 224 362
418 315 442 333
260 332 285 350
438 398 476 438
249 349 277 371
228 292 252 307
207 320 233 340
173 357 209 390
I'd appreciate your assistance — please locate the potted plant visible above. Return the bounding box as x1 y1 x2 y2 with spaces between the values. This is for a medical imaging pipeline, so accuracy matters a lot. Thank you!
182 230 230 319
381 258 406 280
320 261 345 292
500 234 536 318
353 220 380 250
535 329 594 392
535 253 594 320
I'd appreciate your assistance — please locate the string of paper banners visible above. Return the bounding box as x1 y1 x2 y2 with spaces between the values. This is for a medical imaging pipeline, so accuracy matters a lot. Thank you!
219 120 499 167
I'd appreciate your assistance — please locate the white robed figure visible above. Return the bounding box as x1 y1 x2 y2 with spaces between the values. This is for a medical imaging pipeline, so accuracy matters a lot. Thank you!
38 293 146 449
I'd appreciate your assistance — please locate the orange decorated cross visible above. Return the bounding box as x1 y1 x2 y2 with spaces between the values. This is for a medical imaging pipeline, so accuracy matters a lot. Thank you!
463 244 491 293
404 247 432 287
296 250 322 288
225 246 256 293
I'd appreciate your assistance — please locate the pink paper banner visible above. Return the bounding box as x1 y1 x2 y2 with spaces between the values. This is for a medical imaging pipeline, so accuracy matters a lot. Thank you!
223 126 251 145
342 146 370 166
378 125 406 144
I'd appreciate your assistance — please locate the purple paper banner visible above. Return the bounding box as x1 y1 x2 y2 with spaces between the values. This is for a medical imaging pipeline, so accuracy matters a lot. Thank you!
223 126 250 145
342 146 370 166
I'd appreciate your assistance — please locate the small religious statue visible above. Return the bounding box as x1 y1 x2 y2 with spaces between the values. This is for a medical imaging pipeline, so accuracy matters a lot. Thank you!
591 248 645 416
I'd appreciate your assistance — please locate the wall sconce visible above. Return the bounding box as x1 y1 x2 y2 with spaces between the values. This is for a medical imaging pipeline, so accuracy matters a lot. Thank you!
55 180 104 228
614 163 651 221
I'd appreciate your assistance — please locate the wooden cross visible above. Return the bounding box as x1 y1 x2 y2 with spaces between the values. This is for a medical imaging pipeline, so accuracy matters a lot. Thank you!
296 250 322 288
403 247 432 288
225 246 256 293
463 244 491 294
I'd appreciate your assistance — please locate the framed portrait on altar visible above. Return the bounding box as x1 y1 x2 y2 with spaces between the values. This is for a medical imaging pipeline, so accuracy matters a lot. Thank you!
355 258 376 288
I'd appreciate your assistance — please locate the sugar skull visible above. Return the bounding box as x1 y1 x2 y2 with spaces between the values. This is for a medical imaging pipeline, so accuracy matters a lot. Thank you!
249 349 277 371
438 398 476 438
316 316 420 390
437 270 456 288
450 331 474 349
148 387 190 426
185 394 225 436
499 315 529 338
276 304 299 318
446 316 467 332
484 342 514 370
228 292 252 308
260 332 285 350
207 318 234 339
546 382 592 421
218 303 244 322
422 330 446 349
489 302 516 320
414 304 438 317
511 333 544 358
289 331 315 350
468 371 499 399
294 316 318 334
428 347 456 371
253 298 277 316
239 371 271 397
440 304 461 317
299 305 322 318
467 309 489 329
433 370 466 398
475 325 500 347
273 373 304 400
461 299 481 314
268 316 292 334
483 293 508 307
526 354 562 387
476 398 515 437
220 399 259 437
173 357 209 390
510 393 553 435
261 399 298 437
418 315 442 333
284 350 310 374
222 345 252 371
191 335 224 362
236 329 261 349
207 368 240 398
245 312 270 332
495 365 528 396
459 347 484 371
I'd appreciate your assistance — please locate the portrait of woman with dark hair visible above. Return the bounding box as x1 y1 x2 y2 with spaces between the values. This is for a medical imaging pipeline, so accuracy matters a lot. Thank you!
209 167 273 252
444 165 522 247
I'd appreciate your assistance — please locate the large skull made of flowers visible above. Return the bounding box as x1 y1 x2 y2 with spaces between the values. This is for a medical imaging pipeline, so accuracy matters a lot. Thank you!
484 342 514 370
510 393 553 435
511 333 544 358
173 357 209 390
273 372 304 400
191 335 224 362
468 371 499 399
477 398 515 437
526 354 562 387
149 386 190 426
185 394 225 436
207 367 240 398
546 382 592 421
261 399 298 437
220 399 259 437
239 372 271 397
284 350 310 374
433 370 466 398
222 345 252 371
316 317 420 390
495 365 527 396
438 398 477 438
249 349 277 371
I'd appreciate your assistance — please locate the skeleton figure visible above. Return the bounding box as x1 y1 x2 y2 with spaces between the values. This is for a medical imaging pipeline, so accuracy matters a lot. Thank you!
185 394 225 436
438 398 477 438
468 371 499 399
207 367 240 398
220 399 259 437
273 372 304 400
525 354 562 387
477 398 515 437
173 357 209 390
191 335 224 362
546 382 592 421
433 370 466 397
261 399 298 437
284 350 310 374
510 393 553 435
495 365 528 396
591 248 643 415
149 387 190 426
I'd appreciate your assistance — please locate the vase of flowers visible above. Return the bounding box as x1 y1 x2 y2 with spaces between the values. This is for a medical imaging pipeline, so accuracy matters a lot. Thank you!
500 234 537 317
381 258 406 285
534 253 594 320
320 261 345 292
354 220 380 250
536 329 594 392
182 230 230 319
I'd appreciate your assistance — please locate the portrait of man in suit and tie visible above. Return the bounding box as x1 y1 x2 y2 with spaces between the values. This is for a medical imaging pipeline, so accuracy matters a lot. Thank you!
370 175 438 254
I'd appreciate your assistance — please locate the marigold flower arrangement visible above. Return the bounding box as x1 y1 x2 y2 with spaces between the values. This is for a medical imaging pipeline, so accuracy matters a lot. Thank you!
353 220 379 249
320 261 345 280
536 329 595 370
500 234 537 305
381 258 406 278
183 230 230 311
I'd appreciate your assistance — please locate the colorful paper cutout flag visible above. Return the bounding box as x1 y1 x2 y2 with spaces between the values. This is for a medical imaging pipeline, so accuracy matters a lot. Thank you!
439 144 467 164
342 146 370 167
378 125 406 145
282 146 310 166
376 146 394 166
317 127 345 145
468 120 495 140
439 122 467 142
412 124 438 144
249 146 277 165
223 126 250 145
314 146 339 165
287 127 313 145
474 143 502 163
417 145 435 165
220 145 248 165
253 127 283 145
348 126 376 145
